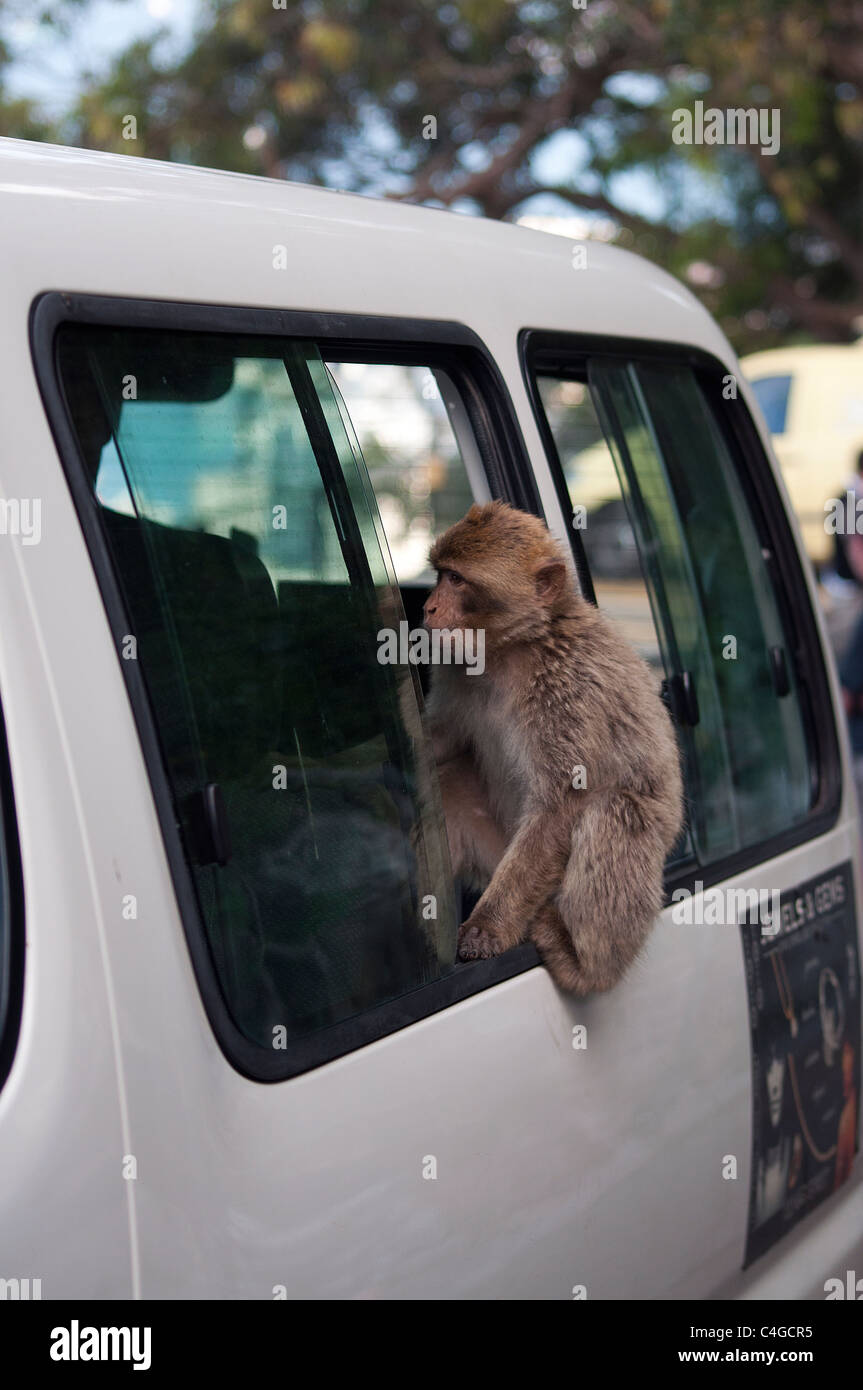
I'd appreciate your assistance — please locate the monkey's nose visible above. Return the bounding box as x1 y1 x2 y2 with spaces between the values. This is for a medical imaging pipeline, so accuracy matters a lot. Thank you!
424 600 436 617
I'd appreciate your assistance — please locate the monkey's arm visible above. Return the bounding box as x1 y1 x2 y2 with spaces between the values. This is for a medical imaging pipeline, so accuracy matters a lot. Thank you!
424 683 468 767
457 809 571 960
437 755 507 887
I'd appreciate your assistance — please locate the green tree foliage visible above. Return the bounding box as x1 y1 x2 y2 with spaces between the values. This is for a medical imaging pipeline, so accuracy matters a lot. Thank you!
4 0 863 351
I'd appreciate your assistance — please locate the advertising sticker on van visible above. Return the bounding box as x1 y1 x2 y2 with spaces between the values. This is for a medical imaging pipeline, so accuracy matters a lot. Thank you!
741 862 861 1266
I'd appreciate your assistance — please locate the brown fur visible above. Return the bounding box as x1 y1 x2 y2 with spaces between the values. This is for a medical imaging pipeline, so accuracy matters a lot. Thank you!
424 501 684 995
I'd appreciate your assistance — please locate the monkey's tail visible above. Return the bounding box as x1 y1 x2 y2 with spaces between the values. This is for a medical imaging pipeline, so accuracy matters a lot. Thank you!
548 792 669 994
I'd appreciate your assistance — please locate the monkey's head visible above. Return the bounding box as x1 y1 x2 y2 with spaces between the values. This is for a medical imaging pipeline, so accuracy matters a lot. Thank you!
424 501 572 648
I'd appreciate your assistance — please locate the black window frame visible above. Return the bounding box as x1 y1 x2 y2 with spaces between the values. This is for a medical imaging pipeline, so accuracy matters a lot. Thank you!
30 291 543 1082
520 328 842 902
0 694 25 1096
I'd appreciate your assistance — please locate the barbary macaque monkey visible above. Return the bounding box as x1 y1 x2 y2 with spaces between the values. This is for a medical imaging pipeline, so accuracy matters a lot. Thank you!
424 501 684 994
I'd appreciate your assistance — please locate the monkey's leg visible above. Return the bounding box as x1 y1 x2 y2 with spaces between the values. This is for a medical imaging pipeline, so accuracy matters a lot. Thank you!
553 793 666 993
529 901 587 994
457 813 569 961
436 755 508 886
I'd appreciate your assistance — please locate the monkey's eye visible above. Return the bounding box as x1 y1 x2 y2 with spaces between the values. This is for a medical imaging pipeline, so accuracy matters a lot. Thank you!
447 570 465 587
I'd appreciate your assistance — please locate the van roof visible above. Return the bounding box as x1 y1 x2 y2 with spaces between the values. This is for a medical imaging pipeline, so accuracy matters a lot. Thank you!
0 137 733 366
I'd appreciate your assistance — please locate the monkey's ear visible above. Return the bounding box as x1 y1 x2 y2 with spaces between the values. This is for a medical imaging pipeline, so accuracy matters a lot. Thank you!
535 560 566 604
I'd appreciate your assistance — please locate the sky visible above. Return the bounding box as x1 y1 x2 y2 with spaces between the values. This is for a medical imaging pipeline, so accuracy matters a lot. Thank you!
2 0 199 116
0 0 717 230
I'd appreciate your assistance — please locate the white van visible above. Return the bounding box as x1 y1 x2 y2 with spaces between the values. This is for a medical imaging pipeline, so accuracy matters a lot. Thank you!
0 138 859 1301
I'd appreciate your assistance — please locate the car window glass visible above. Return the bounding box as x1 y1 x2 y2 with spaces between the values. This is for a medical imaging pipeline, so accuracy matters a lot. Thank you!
57 326 459 1051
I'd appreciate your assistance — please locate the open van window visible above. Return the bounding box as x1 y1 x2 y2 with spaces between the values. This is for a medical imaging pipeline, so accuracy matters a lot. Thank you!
534 375 659 665
526 342 817 869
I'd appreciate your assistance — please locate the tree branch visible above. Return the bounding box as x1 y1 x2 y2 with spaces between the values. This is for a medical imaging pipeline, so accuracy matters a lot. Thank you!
770 274 863 338
749 149 863 287
491 180 674 243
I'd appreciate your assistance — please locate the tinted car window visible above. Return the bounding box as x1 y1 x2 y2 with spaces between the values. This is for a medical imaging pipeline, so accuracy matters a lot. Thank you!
534 355 812 866
57 327 460 1051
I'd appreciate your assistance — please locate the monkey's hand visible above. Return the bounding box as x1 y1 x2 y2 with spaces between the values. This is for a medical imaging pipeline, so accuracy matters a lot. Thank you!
457 903 517 960
457 812 566 961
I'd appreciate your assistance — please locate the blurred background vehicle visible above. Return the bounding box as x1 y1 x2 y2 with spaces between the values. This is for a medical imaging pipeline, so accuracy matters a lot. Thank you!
743 342 863 574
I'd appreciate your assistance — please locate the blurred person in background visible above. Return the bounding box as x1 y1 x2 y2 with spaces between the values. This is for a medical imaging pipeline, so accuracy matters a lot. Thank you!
822 450 863 664
828 450 863 592
839 601 863 821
